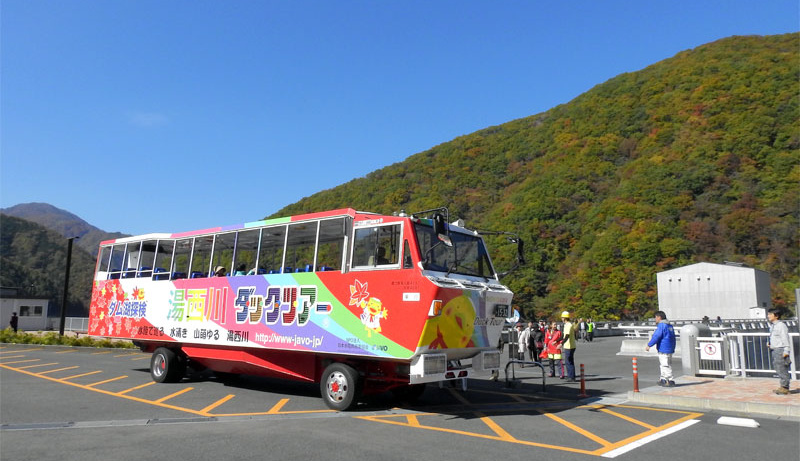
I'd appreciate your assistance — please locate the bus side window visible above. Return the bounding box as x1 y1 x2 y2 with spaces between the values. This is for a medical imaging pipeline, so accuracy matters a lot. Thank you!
352 228 375 267
286 222 316 273
136 240 157 277
108 244 126 279
211 232 235 277
376 225 399 265
352 224 400 268
258 225 286 274
233 229 259 275
153 240 174 280
191 236 213 277
316 218 346 272
172 238 192 280
96 246 112 280
122 242 141 278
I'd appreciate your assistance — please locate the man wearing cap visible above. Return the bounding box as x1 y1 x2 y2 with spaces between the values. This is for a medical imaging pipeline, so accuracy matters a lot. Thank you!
560 311 577 382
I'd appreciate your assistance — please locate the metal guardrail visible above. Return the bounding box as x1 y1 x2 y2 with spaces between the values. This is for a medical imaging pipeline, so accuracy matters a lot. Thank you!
62 317 89 332
504 360 547 392
728 332 799 379
690 332 799 380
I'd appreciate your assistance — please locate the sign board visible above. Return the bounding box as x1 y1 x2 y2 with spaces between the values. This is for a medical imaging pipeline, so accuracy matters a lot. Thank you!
699 341 722 360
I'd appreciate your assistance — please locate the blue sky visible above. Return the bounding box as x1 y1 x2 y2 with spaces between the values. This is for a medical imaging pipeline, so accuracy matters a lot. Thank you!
2 1 797 236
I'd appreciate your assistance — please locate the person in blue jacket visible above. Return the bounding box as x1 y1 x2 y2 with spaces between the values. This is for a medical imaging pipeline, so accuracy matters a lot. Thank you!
645 311 676 387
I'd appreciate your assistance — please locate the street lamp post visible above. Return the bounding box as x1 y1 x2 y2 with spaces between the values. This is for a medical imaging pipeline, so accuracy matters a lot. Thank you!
59 237 78 336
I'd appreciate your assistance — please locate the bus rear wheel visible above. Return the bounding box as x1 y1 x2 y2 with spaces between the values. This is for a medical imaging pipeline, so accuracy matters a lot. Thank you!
320 363 361 411
151 347 186 383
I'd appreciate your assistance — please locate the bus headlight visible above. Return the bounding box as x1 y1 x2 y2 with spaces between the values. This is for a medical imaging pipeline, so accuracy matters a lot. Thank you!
411 353 447 377
473 350 500 372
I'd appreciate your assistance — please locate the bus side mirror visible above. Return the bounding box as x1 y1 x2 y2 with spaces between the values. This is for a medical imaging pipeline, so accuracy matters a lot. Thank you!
507 236 525 265
433 213 452 247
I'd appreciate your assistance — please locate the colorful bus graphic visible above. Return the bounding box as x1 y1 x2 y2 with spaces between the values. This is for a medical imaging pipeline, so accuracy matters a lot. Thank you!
89 208 514 410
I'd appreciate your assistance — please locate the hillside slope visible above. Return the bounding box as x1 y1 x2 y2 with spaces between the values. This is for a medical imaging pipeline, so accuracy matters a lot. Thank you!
0 215 95 316
270 33 799 320
1 203 127 254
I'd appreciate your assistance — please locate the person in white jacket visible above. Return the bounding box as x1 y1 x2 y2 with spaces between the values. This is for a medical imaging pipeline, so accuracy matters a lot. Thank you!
516 323 530 365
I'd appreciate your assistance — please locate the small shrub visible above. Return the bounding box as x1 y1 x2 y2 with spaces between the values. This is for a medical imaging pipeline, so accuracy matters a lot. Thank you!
0 329 135 349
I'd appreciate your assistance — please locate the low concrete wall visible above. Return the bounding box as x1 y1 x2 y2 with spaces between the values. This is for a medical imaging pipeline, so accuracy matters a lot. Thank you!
617 339 682 356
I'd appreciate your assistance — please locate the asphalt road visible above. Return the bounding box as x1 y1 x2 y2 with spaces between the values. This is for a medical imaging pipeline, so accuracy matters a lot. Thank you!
1 336 797 461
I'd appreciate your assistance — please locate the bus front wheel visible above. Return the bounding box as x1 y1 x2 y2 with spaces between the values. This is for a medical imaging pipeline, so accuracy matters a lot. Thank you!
320 363 361 411
151 347 186 383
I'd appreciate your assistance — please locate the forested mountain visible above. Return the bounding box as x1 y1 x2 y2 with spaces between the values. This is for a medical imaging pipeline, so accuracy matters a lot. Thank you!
270 33 799 320
1 203 127 255
1 34 796 321
0 215 95 316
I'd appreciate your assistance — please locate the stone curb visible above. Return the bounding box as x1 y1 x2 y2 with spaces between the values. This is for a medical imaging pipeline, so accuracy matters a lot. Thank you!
626 390 800 419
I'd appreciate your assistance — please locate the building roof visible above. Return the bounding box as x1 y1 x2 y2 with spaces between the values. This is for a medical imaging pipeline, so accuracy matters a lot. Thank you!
657 262 767 275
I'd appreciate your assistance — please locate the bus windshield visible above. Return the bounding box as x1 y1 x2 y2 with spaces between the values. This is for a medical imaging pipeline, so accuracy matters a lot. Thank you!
414 222 494 278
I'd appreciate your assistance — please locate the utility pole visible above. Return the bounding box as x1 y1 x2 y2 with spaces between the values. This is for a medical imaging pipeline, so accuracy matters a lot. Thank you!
59 237 78 336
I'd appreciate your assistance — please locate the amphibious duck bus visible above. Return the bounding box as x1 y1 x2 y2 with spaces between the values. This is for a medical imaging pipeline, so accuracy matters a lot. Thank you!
89 208 515 410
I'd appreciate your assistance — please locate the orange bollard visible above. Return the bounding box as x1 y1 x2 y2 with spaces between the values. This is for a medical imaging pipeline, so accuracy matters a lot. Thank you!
578 363 588 398
632 357 639 392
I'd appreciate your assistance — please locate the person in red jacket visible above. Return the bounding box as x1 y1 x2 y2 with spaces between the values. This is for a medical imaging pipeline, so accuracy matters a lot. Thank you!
544 321 563 378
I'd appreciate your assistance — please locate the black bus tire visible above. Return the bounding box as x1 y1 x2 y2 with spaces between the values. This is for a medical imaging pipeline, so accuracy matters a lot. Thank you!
320 363 361 411
151 347 185 383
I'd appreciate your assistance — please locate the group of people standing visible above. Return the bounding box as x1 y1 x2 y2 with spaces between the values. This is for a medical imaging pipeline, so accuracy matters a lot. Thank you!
515 311 581 382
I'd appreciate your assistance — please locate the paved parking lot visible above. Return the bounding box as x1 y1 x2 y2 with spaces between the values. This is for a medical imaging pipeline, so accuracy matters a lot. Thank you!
2 339 797 461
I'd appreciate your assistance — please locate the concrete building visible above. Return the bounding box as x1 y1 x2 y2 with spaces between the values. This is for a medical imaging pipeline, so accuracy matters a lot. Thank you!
0 287 52 331
656 262 772 320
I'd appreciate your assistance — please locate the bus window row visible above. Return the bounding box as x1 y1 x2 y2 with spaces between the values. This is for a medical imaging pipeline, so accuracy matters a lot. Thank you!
95 217 349 281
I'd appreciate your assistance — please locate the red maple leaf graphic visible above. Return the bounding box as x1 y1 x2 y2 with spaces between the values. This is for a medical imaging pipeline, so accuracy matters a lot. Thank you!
349 280 369 306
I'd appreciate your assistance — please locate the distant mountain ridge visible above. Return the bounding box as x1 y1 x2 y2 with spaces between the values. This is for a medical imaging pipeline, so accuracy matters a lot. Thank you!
1 202 127 254
0 214 95 317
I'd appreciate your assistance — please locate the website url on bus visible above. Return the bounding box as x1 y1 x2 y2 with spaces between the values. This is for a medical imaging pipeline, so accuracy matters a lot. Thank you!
254 332 324 348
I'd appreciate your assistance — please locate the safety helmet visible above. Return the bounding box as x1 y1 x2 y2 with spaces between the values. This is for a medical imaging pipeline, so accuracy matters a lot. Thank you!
561 310 570 318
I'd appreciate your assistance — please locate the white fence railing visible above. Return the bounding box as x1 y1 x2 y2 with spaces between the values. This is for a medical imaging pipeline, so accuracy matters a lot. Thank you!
690 332 799 380
62 317 89 332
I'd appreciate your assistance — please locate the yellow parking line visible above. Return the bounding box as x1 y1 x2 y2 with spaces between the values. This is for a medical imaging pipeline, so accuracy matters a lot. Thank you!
597 407 656 430
154 387 194 403
116 381 156 395
38 366 80 375
357 412 598 455
91 351 114 355
539 410 612 448
0 348 44 353
208 397 335 417
55 349 78 354
0 355 28 360
267 398 290 414
62 370 103 381
113 352 141 358
594 411 703 456
199 394 236 414
130 355 150 361
0 363 206 416
2 359 43 365
477 412 516 442
17 362 59 370
86 375 128 387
